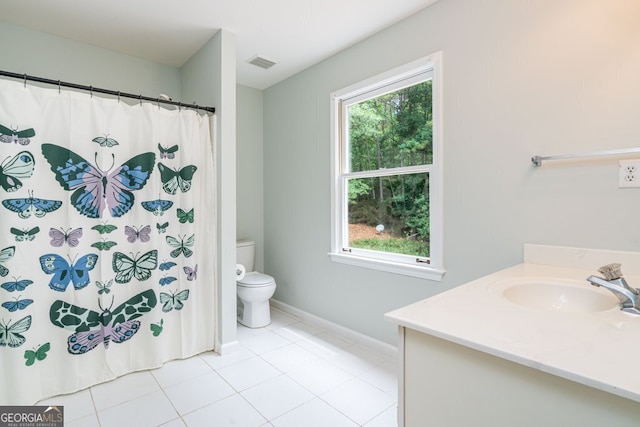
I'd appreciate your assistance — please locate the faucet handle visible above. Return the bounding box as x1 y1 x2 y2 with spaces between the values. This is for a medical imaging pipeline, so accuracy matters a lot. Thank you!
598 263 623 280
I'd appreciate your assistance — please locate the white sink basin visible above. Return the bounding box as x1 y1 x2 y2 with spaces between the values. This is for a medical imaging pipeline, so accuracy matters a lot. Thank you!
498 279 619 313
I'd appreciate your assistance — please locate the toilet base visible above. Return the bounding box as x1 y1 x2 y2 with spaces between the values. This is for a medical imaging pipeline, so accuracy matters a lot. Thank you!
238 300 271 328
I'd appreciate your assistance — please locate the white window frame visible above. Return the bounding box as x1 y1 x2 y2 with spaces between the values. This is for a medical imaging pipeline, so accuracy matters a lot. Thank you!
329 52 444 281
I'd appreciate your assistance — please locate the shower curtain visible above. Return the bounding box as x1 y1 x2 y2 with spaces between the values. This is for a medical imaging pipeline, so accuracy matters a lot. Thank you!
0 78 216 405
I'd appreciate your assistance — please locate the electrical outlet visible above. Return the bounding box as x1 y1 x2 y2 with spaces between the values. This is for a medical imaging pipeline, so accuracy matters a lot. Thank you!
619 160 640 188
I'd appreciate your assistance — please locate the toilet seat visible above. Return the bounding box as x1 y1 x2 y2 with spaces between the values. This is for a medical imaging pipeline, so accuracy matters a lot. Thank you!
238 271 275 287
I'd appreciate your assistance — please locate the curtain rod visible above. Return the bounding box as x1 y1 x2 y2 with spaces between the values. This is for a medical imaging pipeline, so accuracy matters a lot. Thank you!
0 70 215 114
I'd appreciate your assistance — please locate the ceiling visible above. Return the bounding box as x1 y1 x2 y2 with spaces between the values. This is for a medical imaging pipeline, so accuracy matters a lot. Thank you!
0 0 440 90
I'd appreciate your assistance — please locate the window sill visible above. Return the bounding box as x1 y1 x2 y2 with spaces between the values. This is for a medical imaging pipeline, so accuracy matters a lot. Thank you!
328 252 445 281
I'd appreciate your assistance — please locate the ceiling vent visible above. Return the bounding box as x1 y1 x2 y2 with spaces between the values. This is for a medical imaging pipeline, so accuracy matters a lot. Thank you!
247 55 276 70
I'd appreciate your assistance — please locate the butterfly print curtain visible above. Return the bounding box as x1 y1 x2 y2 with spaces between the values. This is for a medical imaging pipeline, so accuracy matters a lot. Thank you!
0 78 216 404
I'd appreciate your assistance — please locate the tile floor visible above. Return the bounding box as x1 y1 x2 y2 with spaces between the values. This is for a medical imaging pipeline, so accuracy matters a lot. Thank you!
38 308 399 427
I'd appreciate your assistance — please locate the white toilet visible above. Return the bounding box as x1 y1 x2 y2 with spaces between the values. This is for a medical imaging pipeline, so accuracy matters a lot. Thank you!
236 240 277 328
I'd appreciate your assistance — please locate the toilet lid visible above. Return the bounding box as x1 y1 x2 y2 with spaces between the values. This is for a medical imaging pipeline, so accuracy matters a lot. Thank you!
238 271 275 287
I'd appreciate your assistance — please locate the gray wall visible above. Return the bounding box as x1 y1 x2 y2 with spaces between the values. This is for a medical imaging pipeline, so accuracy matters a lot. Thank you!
181 30 238 352
263 0 640 344
236 85 265 272
0 22 181 99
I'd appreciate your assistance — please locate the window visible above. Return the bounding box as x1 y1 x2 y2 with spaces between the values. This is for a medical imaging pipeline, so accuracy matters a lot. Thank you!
329 53 443 280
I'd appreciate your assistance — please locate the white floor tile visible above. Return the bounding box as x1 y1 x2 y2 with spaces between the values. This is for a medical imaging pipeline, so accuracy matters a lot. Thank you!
236 323 270 340
199 346 256 370
241 330 292 355
358 359 398 398
37 388 95 422
183 394 266 427
159 419 187 427
286 359 354 395
296 333 354 359
65 413 100 427
241 375 314 420
217 356 281 391
97 390 178 427
308 331 355 349
271 398 359 427
321 377 396 425
91 370 160 411
363 404 398 427
272 322 324 342
37 310 398 427
151 356 214 388
164 371 235 415
324 344 388 376
267 309 300 329
260 343 319 373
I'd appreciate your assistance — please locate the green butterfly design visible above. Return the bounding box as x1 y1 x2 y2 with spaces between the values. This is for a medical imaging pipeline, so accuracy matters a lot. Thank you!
176 208 194 224
0 124 35 145
49 290 157 354
157 163 197 195
96 279 112 295
91 240 118 251
24 342 50 366
112 250 158 284
92 134 119 148
150 319 164 337
0 315 31 347
91 223 118 234
156 222 169 234
160 290 189 312
166 235 194 258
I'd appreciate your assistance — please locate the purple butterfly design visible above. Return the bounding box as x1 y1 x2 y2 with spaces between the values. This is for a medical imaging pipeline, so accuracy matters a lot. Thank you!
125 225 151 243
184 264 198 281
50 289 157 354
49 227 83 248
41 144 155 218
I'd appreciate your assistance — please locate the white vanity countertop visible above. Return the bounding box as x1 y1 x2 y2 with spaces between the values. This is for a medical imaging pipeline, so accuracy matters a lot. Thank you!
385 244 640 403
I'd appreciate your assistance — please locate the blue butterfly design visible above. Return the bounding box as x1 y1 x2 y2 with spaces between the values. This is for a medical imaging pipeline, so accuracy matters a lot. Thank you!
2 297 34 312
39 253 99 292
2 191 62 219
159 276 177 286
159 261 177 271
1 278 33 292
41 144 155 218
141 198 173 216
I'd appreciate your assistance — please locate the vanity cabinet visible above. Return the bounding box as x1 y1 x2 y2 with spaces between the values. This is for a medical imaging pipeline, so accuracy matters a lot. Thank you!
398 326 640 427
386 245 640 427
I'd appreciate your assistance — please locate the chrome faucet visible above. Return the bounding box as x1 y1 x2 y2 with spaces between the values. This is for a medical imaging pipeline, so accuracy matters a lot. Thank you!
587 263 640 315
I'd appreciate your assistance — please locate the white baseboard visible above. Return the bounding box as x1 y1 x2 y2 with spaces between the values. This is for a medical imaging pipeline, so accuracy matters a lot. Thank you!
216 340 241 355
270 299 397 358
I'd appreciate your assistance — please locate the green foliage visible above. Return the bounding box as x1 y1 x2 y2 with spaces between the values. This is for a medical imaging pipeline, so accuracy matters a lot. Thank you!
351 237 429 258
347 79 433 253
348 179 371 204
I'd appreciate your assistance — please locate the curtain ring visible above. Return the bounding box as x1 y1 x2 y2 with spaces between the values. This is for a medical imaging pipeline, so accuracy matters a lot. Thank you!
157 97 160 110
178 102 182 112
89 86 93 98
139 95 142 106
23 74 27 88
117 91 120 103
58 80 61 94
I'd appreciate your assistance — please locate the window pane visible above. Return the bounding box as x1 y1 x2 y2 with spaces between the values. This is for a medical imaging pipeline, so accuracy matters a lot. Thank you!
347 173 430 258
348 80 432 172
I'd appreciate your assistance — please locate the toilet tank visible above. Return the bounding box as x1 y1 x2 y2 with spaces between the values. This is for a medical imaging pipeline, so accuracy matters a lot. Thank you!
236 240 255 272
